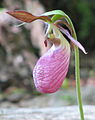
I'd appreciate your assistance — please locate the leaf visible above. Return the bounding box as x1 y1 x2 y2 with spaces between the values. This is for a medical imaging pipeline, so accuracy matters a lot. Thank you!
7 10 51 23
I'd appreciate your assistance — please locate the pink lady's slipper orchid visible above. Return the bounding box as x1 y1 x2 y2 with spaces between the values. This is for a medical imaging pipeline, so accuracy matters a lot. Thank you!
7 10 87 93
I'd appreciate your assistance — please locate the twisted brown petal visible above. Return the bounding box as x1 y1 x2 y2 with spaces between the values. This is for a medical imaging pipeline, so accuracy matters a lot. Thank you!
7 10 51 23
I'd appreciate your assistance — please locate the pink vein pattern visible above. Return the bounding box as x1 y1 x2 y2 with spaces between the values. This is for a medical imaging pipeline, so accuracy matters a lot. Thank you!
33 45 70 93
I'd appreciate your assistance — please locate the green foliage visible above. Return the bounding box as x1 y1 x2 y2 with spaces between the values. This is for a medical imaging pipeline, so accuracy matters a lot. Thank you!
77 1 94 39
61 78 69 89
0 0 3 8
61 94 76 105
0 8 5 12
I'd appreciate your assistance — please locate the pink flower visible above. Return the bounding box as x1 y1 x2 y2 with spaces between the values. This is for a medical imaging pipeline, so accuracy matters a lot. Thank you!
33 22 86 93
7 10 87 93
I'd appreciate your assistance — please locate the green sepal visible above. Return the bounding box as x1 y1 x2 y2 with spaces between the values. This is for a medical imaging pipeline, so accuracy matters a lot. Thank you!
42 10 76 38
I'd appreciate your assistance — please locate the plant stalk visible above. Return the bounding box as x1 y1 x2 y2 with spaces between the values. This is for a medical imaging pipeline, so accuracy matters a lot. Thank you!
67 18 84 120
74 46 84 120
52 13 84 119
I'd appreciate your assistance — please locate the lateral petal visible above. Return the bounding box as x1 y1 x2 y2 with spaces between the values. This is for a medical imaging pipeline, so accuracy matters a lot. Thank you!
58 25 87 54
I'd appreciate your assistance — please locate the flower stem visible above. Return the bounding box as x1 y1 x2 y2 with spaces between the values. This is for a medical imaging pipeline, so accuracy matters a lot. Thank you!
74 46 84 120
67 18 84 120
73 28 84 120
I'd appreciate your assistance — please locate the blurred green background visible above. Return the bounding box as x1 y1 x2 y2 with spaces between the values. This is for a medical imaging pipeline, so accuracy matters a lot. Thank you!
0 0 95 107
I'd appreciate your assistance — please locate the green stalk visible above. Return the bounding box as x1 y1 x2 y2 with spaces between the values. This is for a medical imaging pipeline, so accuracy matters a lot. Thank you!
72 30 84 120
67 19 84 120
51 11 84 119
74 45 84 120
